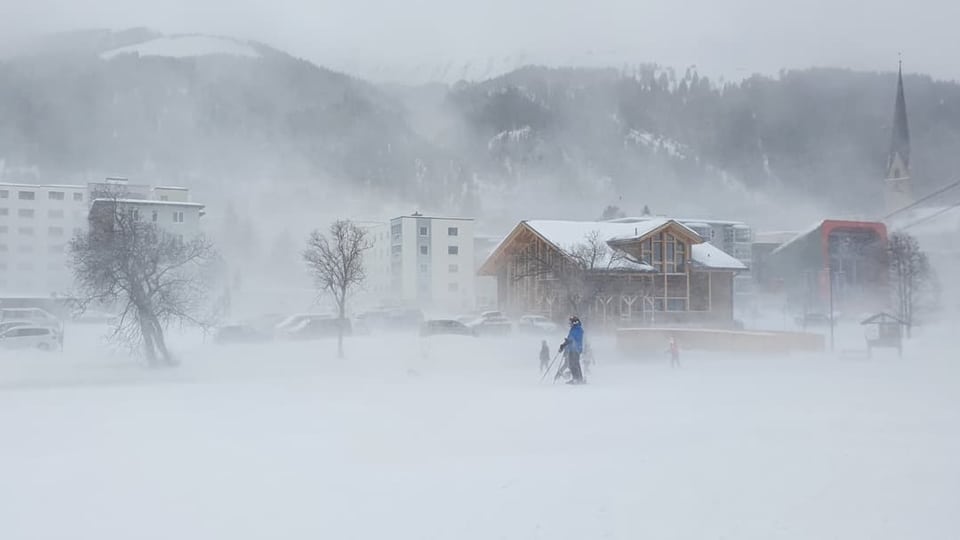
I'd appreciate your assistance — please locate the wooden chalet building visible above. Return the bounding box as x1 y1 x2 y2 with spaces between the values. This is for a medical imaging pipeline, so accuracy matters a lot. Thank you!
478 218 747 327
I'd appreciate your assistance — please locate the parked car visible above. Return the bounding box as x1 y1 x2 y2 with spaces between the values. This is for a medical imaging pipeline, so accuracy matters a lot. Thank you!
517 315 560 334
0 325 60 351
468 316 513 336
420 319 477 337
214 324 272 345
1 307 61 328
274 313 331 336
357 308 424 333
285 317 352 340
0 320 34 335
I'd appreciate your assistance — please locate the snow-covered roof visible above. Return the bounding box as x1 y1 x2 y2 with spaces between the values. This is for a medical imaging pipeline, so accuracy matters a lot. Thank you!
480 218 747 275
690 243 748 270
526 218 698 247
101 35 261 60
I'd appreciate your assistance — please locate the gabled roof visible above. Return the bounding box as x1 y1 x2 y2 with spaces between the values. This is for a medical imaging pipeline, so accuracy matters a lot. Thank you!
478 218 744 275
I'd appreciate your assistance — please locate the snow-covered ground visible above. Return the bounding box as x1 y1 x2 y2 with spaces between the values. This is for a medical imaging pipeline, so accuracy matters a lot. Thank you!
1 324 958 539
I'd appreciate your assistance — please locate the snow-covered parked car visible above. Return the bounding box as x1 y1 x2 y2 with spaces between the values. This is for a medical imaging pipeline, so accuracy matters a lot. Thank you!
0 325 61 351
420 319 476 337
467 315 513 336
214 324 272 345
517 315 560 334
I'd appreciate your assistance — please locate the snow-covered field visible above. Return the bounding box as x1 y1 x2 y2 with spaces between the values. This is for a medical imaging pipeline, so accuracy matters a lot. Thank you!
1 324 958 539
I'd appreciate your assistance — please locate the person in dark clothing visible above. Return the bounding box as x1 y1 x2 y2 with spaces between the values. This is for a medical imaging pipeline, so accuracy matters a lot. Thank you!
559 316 585 384
668 337 681 368
539 340 551 372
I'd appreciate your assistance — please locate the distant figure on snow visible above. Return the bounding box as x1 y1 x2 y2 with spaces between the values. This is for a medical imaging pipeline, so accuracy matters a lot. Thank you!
539 340 551 372
559 316 585 384
668 337 680 368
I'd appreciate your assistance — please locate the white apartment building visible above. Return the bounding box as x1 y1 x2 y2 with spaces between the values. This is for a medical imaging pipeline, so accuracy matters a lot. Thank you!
364 214 476 313
0 179 204 297
0 183 89 295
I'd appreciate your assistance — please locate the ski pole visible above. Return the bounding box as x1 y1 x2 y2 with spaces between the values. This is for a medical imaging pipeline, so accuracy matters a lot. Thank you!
539 350 564 382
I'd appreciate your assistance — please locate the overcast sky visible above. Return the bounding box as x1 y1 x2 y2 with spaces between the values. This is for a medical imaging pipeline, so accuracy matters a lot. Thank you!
1 0 958 82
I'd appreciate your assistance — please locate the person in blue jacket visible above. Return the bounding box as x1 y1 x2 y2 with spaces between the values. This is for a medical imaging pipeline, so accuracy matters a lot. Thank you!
559 316 585 384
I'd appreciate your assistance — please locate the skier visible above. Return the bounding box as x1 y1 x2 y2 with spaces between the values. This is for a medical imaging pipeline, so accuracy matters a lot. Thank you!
668 336 681 368
539 340 551 373
558 316 585 384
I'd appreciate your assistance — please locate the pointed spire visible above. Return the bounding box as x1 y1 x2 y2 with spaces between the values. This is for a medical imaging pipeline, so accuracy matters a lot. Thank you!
889 59 911 172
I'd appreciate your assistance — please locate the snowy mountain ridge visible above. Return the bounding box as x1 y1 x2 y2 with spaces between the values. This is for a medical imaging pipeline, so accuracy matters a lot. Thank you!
100 35 261 60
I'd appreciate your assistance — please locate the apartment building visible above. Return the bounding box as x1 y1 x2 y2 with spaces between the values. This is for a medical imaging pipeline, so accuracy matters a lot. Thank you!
0 183 89 295
0 179 205 297
364 214 476 313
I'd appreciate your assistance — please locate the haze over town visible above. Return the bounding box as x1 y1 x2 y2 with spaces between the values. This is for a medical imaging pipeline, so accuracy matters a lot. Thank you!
0 2 958 539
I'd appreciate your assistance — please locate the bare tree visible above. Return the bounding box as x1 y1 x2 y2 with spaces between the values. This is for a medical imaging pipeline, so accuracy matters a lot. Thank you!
69 200 217 366
517 231 647 317
887 231 930 337
303 220 372 358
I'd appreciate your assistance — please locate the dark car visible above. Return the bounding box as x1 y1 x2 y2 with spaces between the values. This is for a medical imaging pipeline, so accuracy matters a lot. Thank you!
286 317 353 340
214 324 271 345
420 319 476 337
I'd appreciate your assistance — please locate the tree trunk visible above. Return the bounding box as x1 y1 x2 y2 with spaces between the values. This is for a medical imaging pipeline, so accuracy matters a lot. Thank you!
140 315 160 367
151 316 174 366
337 302 345 359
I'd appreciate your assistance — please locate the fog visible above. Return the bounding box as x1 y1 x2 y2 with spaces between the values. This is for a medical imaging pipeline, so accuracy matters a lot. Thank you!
3 0 960 82
2 2 960 538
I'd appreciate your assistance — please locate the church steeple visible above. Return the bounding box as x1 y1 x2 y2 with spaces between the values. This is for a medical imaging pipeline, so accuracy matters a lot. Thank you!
885 59 913 213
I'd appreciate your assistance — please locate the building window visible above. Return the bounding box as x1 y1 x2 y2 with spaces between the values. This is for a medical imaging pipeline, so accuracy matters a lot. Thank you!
17 227 34 236
48 209 64 219
48 226 64 237
0 226 6 234
49 244 65 253
17 262 33 271
0 244 7 252
391 245 401 255
419 226 428 236
448 264 459 273
18 191 35 200
0 190 7 199
0 208 7 216
419 263 428 273
666 298 687 312
448 282 459 292
131 208 141 221
420 245 428 255
448 227 459 236
160 195 169 201
73 192 83 202
448 246 459 255
18 244 33 253
173 211 184 223
152 210 158 222
18 209 34 218
48 191 65 201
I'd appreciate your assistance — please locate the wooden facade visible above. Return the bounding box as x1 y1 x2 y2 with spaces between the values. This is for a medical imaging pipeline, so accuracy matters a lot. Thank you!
480 220 742 328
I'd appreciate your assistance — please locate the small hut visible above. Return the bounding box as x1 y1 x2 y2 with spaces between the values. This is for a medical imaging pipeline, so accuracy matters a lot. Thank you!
860 312 905 358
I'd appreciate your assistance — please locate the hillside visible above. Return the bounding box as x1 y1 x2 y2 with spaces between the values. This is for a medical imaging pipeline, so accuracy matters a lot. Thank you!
2 30 960 228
